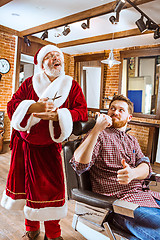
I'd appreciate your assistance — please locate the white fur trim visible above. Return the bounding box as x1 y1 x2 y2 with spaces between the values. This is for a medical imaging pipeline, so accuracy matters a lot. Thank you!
11 100 41 132
24 202 68 221
32 72 51 97
1 191 25 210
32 72 73 108
37 45 64 71
49 108 73 143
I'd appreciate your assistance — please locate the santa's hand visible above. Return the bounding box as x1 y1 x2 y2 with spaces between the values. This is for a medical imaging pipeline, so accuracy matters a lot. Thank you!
33 108 58 121
94 113 112 132
117 159 135 185
38 98 55 112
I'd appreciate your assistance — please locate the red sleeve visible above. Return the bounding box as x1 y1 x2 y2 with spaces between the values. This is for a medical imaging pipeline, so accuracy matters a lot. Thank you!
65 80 88 122
7 77 33 120
7 77 35 128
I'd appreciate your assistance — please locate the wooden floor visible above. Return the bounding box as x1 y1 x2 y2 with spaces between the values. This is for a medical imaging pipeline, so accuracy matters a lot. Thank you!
0 144 85 240
0 143 160 240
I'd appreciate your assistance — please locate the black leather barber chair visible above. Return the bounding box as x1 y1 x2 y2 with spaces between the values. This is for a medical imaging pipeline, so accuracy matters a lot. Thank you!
63 119 159 240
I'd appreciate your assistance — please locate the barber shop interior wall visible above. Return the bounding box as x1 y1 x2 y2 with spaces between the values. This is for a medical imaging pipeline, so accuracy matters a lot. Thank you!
0 31 16 142
73 45 160 158
0 28 160 160
64 53 74 78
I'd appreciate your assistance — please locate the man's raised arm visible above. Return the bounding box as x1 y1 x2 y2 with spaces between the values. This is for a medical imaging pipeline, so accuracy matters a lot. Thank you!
74 113 112 164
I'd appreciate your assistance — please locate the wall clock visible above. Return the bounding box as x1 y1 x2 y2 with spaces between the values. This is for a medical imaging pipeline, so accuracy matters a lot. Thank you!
0 58 10 74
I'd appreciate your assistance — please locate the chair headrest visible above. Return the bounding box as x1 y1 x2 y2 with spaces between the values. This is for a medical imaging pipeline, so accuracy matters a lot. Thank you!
72 118 96 136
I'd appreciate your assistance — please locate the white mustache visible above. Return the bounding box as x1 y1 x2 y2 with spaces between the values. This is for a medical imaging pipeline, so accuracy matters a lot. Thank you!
52 59 61 65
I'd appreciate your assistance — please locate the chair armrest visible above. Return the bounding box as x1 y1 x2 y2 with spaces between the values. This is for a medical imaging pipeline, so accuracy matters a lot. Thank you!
71 188 116 210
146 172 160 182
113 200 139 218
71 188 139 218
150 172 160 182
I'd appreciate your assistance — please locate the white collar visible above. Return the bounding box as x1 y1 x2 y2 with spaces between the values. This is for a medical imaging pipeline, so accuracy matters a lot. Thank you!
32 72 73 107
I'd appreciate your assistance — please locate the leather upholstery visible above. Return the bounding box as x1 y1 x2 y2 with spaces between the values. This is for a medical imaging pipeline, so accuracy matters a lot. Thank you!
63 139 92 199
71 189 116 210
72 118 96 136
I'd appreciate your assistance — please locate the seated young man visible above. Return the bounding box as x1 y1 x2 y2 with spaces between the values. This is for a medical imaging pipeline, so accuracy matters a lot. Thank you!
70 95 160 240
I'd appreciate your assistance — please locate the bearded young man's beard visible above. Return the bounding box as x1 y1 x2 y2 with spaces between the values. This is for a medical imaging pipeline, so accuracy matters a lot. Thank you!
112 118 128 128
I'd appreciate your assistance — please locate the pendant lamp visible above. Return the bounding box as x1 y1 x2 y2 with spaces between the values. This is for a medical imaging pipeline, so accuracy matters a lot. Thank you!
101 49 121 68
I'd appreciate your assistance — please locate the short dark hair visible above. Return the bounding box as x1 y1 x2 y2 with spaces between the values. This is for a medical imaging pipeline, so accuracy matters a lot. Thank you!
109 94 134 114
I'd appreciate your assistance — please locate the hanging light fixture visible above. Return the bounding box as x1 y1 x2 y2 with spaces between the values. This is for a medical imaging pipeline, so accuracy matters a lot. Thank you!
101 49 121 68
101 32 121 68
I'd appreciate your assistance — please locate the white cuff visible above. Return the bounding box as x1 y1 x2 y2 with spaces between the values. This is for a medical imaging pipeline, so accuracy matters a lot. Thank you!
49 108 73 143
11 100 41 132
1 191 25 210
24 202 68 221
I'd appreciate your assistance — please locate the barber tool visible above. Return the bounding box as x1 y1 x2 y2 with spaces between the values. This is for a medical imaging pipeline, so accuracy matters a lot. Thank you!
47 91 62 101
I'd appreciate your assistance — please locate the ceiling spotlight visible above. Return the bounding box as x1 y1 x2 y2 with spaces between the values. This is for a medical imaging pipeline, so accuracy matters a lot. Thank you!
146 20 157 31
154 28 160 39
135 15 147 33
41 30 48 40
101 49 121 68
81 18 90 29
109 15 117 24
62 25 71 36
114 0 126 13
109 0 126 24
109 12 120 24
24 36 31 47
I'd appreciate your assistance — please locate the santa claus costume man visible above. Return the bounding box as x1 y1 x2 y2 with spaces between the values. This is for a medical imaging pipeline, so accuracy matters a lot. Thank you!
1 45 88 240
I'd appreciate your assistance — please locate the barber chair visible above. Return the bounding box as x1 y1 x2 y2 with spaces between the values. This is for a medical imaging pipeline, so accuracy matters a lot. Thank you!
63 119 159 240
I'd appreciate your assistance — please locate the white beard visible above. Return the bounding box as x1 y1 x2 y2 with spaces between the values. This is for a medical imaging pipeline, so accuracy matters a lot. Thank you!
43 62 61 78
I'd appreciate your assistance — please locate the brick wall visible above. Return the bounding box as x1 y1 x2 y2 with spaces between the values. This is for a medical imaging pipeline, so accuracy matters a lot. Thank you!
128 117 160 156
0 30 160 157
127 124 149 155
0 32 16 141
64 53 74 78
71 46 160 157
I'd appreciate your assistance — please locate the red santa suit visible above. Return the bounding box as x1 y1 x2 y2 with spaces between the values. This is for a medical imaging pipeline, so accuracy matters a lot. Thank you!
1 45 88 225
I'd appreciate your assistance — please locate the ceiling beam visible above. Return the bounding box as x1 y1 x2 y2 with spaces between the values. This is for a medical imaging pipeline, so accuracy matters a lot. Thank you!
0 24 21 36
57 28 154 48
21 0 154 36
0 24 57 46
0 0 13 7
0 24 157 53
27 35 56 46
